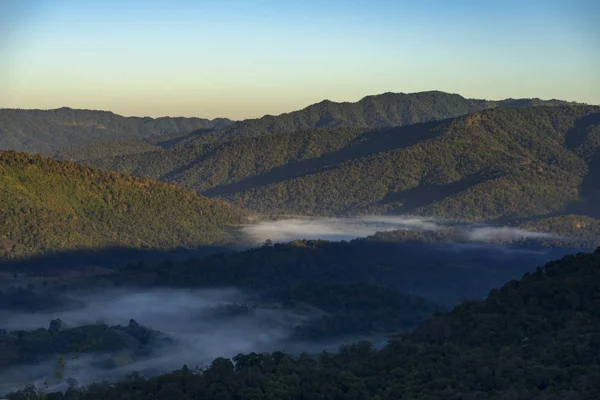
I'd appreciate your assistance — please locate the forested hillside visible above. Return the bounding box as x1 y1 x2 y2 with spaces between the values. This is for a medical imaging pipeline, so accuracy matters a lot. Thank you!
21 247 600 399
85 106 600 230
105 238 573 306
82 91 581 172
0 107 233 157
0 151 246 259
178 90 581 144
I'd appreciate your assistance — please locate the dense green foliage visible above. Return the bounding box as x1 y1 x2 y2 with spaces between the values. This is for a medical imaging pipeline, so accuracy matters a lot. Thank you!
0 107 233 157
179 91 581 144
107 238 571 306
20 247 600 399
86 106 600 227
0 151 246 259
521 215 600 241
269 282 442 340
220 106 600 220
0 319 166 371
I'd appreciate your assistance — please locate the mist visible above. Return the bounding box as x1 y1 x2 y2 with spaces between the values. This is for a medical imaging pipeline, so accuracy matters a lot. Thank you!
240 215 554 245
0 287 376 395
466 226 553 242
240 215 442 244
0 215 576 395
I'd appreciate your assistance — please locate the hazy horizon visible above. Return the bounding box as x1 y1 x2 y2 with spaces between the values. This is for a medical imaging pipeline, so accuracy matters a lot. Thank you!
1 0 599 119
2 89 595 121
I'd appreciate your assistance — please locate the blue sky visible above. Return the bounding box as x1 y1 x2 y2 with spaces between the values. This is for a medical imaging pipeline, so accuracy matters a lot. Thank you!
1 0 598 119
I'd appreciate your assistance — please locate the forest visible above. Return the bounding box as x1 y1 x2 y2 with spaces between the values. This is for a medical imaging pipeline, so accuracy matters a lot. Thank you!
1 93 600 399
7 246 600 400
0 151 246 259
80 105 600 233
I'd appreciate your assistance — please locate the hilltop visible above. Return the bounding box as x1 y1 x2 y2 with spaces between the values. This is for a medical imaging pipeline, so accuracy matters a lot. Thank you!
180 90 582 144
0 151 246 259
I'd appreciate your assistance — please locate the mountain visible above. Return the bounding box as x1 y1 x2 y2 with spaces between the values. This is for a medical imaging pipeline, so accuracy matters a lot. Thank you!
85 105 600 233
0 107 234 157
0 151 246 259
29 247 600 399
175 90 582 144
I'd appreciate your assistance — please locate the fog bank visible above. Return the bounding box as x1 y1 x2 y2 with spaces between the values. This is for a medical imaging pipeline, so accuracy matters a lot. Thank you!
0 287 369 394
240 215 554 245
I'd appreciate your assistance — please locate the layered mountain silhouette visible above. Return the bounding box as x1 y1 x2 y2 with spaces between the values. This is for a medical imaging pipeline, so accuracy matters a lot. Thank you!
0 91 579 159
1 91 598 250
0 107 234 157
176 90 581 144
83 104 600 236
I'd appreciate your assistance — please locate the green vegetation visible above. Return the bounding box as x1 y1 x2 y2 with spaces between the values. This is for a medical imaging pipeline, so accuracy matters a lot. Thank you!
56 141 162 162
181 90 581 143
221 106 600 219
269 282 442 340
0 151 247 259
0 319 166 371
107 238 570 306
85 106 600 228
20 247 600 399
0 107 233 157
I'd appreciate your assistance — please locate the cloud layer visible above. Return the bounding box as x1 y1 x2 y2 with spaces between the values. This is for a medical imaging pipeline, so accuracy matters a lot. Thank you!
240 215 553 245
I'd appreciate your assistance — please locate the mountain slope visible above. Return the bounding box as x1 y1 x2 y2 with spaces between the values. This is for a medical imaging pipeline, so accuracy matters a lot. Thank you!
0 107 234 157
0 151 246 259
178 90 581 144
86 106 600 231
34 248 600 399
81 91 581 176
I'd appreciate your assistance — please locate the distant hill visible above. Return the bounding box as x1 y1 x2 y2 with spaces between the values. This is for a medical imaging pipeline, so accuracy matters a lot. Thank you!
84 105 600 233
0 107 234 157
0 151 246 259
0 91 580 162
177 90 582 144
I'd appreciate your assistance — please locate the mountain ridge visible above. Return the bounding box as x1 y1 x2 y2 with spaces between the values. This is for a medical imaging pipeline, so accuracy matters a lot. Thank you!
83 105 600 234
0 107 235 157
177 90 584 145
0 91 585 161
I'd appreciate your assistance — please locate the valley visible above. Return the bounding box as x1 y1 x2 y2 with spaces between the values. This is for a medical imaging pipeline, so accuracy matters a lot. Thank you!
1 92 600 399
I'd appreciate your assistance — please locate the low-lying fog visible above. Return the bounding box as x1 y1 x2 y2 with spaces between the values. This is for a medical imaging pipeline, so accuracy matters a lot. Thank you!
0 214 581 395
240 215 554 245
0 288 382 394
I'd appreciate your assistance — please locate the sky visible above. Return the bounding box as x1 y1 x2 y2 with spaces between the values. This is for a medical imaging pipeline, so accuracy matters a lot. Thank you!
0 0 598 120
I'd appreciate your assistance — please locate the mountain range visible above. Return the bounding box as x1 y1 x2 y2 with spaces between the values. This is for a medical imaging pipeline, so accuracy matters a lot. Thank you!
0 107 234 157
1 91 599 257
2 90 600 398
84 103 600 236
